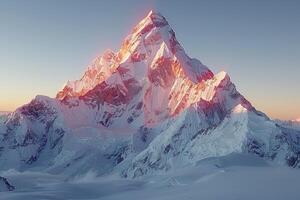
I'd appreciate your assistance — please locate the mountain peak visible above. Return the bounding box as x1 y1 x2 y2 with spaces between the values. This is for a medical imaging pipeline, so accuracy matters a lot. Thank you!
147 10 160 16
146 10 163 19
146 10 167 25
130 10 169 37
57 11 214 101
4 10 300 182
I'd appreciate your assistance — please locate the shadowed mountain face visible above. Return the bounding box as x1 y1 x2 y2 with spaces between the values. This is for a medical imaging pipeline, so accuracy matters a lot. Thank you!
0 11 299 177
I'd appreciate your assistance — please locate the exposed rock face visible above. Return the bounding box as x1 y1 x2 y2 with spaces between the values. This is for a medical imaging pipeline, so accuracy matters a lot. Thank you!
0 176 15 191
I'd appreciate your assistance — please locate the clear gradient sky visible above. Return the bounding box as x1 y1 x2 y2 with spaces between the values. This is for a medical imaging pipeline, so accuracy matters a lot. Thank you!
0 0 299 120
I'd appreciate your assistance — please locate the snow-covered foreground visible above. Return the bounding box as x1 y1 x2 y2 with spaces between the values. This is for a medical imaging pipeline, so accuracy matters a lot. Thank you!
1 153 300 200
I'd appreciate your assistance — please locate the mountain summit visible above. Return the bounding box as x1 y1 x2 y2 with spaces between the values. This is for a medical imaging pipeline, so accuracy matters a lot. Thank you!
57 10 213 100
56 10 230 124
0 11 299 177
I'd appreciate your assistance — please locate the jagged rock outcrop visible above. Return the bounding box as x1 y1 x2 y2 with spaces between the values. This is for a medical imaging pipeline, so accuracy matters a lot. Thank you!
0 176 15 191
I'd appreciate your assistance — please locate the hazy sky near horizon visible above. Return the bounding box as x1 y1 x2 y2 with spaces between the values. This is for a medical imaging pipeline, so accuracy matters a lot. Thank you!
0 0 299 120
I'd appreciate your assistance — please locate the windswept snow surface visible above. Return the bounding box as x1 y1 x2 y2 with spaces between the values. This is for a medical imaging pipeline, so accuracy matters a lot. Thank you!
1 154 300 200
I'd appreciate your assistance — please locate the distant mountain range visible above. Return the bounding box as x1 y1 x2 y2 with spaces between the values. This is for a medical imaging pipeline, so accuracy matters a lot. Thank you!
0 111 10 116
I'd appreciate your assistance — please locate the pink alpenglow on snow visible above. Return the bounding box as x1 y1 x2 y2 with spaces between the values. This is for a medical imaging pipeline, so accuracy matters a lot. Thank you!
56 11 226 125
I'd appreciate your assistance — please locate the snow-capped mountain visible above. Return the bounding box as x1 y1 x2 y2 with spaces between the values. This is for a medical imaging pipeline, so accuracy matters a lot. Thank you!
275 119 300 131
293 118 300 123
0 112 10 116
0 11 299 178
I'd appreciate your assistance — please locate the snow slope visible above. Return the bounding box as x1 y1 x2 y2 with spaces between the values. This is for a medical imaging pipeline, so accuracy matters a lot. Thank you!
1 154 300 200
